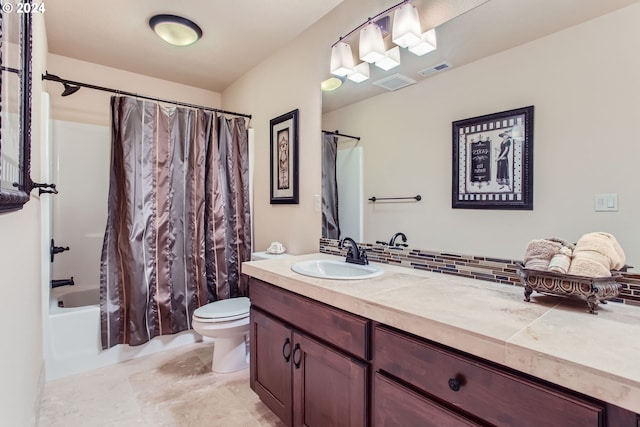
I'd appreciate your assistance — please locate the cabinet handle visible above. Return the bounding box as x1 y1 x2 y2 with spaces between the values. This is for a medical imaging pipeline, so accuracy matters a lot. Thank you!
292 343 302 369
448 376 463 392
282 338 292 362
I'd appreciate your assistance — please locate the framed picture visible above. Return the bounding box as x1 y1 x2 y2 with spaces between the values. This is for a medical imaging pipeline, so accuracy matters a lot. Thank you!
270 109 299 204
452 106 534 210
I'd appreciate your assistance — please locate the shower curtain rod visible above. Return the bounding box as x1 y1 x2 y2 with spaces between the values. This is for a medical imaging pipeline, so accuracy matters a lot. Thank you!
322 129 361 141
42 72 252 119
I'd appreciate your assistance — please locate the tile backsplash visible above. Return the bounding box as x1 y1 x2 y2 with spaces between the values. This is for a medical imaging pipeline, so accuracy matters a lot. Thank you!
319 238 640 307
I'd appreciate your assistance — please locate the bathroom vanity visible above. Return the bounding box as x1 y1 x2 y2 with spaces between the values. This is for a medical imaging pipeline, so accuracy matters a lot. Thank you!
243 253 640 427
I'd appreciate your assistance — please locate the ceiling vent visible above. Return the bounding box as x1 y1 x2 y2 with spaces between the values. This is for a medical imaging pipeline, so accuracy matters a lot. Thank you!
372 73 417 91
418 61 452 77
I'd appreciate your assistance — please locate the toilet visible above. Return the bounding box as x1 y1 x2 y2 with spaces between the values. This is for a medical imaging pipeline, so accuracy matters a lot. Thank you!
192 297 251 373
192 251 291 373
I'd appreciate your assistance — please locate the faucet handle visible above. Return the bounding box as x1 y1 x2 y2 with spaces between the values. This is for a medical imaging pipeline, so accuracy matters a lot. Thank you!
359 248 369 265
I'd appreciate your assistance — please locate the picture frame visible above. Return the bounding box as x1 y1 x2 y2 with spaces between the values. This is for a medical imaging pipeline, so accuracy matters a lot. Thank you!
452 106 534 210
270 109 299 204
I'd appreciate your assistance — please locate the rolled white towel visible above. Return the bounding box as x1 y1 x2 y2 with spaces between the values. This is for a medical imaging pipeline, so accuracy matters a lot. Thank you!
548 246 572 274
523 239 562 271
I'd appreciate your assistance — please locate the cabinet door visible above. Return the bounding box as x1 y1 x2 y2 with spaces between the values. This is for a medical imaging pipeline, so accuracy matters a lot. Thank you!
292 332 368 427
250 307 293 426
373 373 482 427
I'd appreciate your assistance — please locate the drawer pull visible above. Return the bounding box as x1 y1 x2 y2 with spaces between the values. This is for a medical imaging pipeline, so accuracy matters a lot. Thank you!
448 376 463 392
293 343 302 369
282 338 291 362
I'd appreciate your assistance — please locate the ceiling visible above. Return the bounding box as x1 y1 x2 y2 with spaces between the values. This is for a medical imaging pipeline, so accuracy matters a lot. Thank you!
44 0 344 92
45 0 640 113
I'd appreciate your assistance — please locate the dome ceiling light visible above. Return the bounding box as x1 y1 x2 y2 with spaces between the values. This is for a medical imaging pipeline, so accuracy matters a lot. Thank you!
149 14 203 47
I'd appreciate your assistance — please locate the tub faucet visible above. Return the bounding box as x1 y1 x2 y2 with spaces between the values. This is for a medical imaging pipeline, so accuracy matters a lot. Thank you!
51 277 74 288
389 232 408 247
340 237 368 265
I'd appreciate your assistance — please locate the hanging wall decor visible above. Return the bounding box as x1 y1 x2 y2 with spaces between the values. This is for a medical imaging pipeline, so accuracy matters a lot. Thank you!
452 106 534 210
270 109 299 204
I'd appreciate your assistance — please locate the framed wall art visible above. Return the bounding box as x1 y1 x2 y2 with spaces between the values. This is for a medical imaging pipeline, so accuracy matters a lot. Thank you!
452 106 534 210
270 109 299 204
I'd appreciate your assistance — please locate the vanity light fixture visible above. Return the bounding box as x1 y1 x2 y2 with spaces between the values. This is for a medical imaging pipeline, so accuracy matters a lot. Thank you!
375 46 401 71
330 41 355 76
149 14 203 47
408 28 437 56
347 62 371 83
329 0 442 84
359 22 386 63
392 2 422 48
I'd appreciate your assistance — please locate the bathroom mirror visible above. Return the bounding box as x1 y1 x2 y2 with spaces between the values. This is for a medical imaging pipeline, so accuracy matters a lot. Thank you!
0 10 33 213
321 0 490 243
321 0 640 264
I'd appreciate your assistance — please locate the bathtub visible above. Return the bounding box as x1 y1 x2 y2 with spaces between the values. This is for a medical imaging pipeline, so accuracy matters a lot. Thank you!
45 285 201 380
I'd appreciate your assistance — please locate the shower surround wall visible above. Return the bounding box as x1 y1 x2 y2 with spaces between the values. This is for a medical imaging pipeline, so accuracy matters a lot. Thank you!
51 120 109 285
44 120 199 379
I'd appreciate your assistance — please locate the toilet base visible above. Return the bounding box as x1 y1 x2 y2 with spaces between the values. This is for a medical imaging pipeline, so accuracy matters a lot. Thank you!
212 333 249 373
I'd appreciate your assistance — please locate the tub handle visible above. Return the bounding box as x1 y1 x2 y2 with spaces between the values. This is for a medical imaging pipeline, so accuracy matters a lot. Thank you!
50 239 70 262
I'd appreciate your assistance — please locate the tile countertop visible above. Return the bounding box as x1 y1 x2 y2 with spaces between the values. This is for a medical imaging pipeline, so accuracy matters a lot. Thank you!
242 252 640 414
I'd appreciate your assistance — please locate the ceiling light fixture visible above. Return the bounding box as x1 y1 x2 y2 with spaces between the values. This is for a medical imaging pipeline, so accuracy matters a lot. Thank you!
321 76 345 91
149 14 203 47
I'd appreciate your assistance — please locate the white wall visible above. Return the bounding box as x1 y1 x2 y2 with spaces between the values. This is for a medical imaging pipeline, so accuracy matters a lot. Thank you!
221 0 380 255
46 54 222 126
222 27 326 255
0 13 47 426
323 3 640 265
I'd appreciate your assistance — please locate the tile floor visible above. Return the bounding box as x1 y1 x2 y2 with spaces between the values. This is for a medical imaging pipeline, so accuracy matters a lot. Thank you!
38 341 286 427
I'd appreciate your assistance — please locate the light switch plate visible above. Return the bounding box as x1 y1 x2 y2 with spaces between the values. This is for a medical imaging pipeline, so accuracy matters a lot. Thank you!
594 193 618 211
314 194 321 212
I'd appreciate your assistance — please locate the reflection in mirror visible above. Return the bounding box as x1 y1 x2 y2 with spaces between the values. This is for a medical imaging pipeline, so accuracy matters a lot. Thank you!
321 0 488 245
321 130 363 242
0 10 33 212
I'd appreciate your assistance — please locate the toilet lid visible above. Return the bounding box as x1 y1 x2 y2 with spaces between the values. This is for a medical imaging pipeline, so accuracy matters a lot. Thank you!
193 297 250 320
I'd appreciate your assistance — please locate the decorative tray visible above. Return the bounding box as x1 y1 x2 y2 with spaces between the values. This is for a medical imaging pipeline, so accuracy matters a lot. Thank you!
517 263 622 315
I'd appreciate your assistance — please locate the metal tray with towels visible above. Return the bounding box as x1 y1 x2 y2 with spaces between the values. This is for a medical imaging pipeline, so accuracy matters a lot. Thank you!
517 263 622 315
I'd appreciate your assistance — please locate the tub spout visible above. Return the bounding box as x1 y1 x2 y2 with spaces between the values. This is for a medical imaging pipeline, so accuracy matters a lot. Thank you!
51 277 74 288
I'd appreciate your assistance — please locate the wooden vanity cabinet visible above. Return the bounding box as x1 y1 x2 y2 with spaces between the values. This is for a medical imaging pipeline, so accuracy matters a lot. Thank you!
373 324 620 427
249 278 370 427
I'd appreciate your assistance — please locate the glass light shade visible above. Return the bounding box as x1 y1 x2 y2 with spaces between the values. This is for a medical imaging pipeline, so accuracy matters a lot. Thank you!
392 3 422 48
408 29 437 56
359 23 385 63
149 15 202 46
330 42 355 76
321 77 344 91
375 47 401 71
347 62 370 83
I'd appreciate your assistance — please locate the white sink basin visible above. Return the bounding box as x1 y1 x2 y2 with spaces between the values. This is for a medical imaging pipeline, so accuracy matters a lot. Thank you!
291 259 384 280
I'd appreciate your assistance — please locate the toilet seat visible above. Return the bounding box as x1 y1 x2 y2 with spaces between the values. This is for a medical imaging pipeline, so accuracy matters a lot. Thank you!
193 297 250 323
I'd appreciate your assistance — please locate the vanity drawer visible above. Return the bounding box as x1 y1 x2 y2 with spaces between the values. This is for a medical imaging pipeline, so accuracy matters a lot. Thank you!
374 325 605 427
249 278 370 360
373 373 482 427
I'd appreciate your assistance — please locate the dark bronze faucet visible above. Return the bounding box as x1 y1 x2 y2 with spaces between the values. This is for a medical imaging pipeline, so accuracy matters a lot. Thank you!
340 237 368 265
389 232 408 247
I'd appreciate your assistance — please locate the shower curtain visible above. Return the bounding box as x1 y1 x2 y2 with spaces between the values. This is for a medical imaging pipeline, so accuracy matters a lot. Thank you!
99 96 251 349
322 133 340 239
